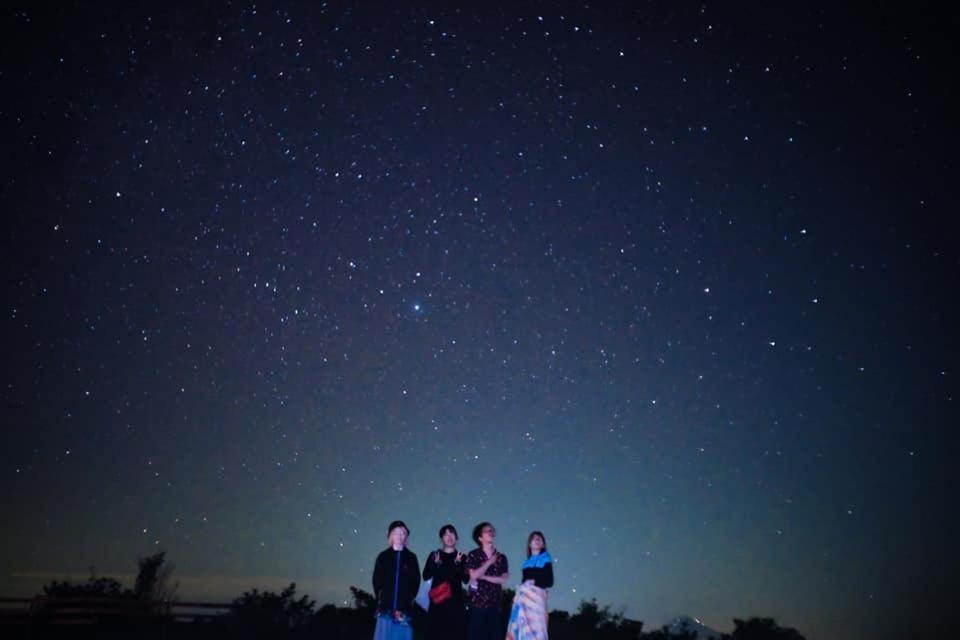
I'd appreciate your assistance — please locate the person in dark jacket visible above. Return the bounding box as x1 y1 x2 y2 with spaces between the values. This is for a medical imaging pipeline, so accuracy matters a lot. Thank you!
372 520 420 640
422 523 468 640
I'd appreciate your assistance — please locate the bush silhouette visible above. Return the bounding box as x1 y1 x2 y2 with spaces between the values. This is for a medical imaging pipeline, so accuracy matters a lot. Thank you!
226 582 315 637
41 572 133 600
25 554 809 640
134 551 179 611
723 617 806 640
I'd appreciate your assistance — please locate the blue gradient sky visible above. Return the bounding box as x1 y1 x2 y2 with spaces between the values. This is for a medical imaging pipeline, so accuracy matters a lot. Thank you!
1 3 953 639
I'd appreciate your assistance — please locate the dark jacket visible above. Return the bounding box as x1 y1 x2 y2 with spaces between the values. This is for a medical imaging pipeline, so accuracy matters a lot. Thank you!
372 547 420 615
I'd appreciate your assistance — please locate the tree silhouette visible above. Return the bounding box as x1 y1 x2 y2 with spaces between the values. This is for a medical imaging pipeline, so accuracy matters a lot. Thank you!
134 551 179 612
307 586 377 639
227 582 316 638
349 585 376 615
642 626 697 640
570 598 609 635
549 609 571 624
723 617 806 640
534 598 645 640
40 569 133 600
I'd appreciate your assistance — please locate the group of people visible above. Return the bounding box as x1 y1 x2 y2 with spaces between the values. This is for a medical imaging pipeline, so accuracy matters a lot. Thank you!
372 520 554 640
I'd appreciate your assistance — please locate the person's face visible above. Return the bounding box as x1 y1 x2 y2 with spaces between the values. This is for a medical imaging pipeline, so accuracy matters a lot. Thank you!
529 534 544 554
480 524 496 545
441 530 458 548
389 526 408 547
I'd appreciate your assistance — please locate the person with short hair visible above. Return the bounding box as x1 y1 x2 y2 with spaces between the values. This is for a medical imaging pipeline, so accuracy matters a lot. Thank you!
372 520 420 640
464 521 509 640
422 523 468 640
506 531 553 640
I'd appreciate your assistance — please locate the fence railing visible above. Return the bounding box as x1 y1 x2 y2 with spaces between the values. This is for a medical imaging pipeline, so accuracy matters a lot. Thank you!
0 597 232 625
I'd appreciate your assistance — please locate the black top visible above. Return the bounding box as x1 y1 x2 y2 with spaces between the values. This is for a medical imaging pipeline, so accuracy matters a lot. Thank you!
372 547 420 615
521 562 554 589
422 549 466 603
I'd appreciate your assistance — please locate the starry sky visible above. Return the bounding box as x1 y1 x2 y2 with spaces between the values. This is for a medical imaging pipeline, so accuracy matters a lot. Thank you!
1 3 954 639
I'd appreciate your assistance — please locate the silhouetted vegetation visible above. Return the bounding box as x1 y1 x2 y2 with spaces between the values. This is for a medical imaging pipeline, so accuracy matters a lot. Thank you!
222 583 315 638
40 572 133 600
14 555 181 639
542 598 647 640
10 554 806 640
37 552 175 608
724 617 806 640
644 629 697 640
134 551 179 610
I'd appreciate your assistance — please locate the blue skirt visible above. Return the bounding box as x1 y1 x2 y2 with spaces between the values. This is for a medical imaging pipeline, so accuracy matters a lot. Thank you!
374 614 413 640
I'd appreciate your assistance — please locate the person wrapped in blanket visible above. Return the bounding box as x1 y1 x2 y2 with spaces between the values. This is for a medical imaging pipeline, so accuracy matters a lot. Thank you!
506 531 554 640
372 520 420 640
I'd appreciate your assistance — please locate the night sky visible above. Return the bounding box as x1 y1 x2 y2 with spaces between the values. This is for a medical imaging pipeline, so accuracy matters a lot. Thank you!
1 3 954 639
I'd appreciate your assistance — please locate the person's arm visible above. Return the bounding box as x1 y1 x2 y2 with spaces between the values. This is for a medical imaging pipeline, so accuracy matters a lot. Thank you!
372 552 385 597
467 553 495 582
423 551 437 581
541 562 554 589
406 552 420 602
479 554 509 584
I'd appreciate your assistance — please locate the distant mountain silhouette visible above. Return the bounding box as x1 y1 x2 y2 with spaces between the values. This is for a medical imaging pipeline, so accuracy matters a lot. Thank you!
666 614 722 638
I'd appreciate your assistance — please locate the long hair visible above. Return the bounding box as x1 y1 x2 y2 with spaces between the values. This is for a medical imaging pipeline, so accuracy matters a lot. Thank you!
526 530 547 557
